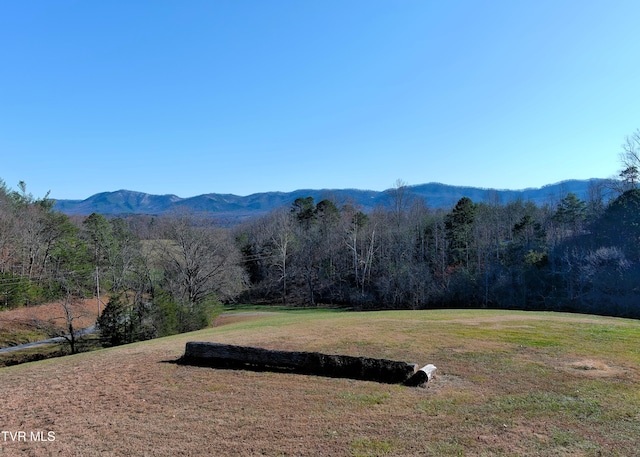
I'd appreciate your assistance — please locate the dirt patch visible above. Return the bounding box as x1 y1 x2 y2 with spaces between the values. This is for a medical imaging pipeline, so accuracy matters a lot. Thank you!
561 358 629 378
415 373 472 395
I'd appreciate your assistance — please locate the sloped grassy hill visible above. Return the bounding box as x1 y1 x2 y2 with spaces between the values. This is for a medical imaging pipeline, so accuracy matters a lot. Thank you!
1 308 639 456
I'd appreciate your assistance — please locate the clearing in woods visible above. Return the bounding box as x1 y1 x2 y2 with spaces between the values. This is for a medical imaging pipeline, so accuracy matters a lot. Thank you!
1 308 639 456
0 298 99 349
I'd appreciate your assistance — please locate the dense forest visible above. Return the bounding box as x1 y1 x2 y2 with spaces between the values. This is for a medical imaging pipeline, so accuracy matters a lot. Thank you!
2 133 640 346
236 179 638 317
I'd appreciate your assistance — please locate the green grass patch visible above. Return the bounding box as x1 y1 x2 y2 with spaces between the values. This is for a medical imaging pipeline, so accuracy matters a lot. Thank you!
222 303 348 313
0 328 51 348
488 391 602 422
501 333 561 348
350 437 394 456
425 436 467 456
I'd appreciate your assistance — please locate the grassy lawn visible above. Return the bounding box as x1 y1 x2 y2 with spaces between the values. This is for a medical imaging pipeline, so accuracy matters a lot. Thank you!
1 308 639 456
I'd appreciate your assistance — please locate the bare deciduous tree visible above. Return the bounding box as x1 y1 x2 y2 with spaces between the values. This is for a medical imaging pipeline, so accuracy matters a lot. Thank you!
618 129 640 191
156 214 247 306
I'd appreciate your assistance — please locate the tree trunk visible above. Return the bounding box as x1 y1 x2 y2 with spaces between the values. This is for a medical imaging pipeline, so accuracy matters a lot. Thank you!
181 342 422 385
404 364 437 387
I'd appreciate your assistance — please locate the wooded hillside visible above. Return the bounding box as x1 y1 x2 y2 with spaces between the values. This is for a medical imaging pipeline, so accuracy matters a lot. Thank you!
2 132 640 346
235 182 639 318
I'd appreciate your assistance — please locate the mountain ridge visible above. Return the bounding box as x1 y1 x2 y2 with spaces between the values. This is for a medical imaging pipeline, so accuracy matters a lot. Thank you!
53 179 611 222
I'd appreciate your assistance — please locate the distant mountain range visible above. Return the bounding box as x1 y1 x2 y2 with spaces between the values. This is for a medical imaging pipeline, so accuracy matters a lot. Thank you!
53 179 611 222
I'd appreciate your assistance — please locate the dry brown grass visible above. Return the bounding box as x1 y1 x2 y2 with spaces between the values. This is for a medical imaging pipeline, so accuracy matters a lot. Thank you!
0 298 104 350
1 309 639 456
0 299 99 340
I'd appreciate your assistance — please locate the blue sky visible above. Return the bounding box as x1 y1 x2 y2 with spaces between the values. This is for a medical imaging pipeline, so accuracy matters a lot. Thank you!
1 1 639 200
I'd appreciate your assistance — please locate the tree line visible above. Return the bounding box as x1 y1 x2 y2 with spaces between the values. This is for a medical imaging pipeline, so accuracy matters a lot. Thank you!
2 131 640 347
236 131 640 318
237 181 638 317
0 181 246 348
